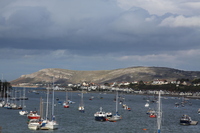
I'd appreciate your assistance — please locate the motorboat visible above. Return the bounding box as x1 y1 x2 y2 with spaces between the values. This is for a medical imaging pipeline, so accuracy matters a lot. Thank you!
106 112 112 120
27 111 40 119
78 106 85 112
175 102 179 108
147 108 157 118
145 102 149 107
19 110 28 115
63 103 69 108
149 112 157 118
94 107 107 122
180 115 192 125
146 108 155 115
28 119 41 130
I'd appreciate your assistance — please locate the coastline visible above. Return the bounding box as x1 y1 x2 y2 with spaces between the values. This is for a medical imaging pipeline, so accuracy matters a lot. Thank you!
34 89 200 100
12 85 200 99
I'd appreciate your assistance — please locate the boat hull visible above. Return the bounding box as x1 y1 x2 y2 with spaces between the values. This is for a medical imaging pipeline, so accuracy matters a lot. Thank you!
28 124 40 130
180 115 192 125
27 115 40 119
28 119 41 130
79 110 85 113
108 115 122 122
41 121 58 130
64 105 69 108
149 114 157 118
95 116 107 122
19 110 28 115
78 106 85 113
180 120 191 125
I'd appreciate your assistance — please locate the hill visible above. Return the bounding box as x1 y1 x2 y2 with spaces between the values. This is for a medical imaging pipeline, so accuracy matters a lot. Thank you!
10 66 200 86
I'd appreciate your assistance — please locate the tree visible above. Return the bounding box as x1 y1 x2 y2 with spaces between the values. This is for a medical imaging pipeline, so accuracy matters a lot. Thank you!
104 83 110 86
138 80 144 85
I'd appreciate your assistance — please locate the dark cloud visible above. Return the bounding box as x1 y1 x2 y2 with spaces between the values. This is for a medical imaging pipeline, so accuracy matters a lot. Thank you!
1 4 199 55
0 0 200 81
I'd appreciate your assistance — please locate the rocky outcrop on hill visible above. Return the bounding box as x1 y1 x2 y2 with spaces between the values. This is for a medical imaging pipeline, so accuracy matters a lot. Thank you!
10 66 200 85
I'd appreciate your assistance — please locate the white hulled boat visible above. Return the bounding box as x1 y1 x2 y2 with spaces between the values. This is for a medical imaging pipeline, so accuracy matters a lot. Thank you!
108 91 122 122
41 78 58 130
19 88 28 115
157 90 162 133
78 90 84 113
145 102 149 107
28 119 41 130
19 110 28 115
0 101 4 107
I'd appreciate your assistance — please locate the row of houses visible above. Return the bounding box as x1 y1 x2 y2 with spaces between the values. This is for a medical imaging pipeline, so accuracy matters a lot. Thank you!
15 78 200 91
69 79 197 88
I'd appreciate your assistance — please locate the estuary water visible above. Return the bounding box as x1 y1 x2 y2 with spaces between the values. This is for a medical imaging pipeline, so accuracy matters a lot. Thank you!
1 88 200 133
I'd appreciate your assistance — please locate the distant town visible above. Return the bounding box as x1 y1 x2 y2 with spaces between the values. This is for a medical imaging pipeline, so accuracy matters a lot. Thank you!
11 78 200 98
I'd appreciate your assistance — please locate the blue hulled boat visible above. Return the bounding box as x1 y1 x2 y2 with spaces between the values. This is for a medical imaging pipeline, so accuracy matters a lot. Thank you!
94 107 107 122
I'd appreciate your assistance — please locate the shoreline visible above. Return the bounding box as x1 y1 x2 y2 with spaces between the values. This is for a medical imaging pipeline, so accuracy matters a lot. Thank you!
31 89 200 99
12 86 200 99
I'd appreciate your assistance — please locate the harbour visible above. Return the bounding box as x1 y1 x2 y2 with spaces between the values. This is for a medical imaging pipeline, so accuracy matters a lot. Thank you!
1 89 200 133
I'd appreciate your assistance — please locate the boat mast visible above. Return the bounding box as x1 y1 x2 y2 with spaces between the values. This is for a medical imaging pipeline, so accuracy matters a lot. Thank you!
116 91 118 113
52 77 55 120
46 84 49 120
23 87 25 108
1 74 3 100
40 97 43 119
66 89 68 103
19 89 21 107
157 90 162 133
6 86 8 104
2 74 5 102
81 89 84 107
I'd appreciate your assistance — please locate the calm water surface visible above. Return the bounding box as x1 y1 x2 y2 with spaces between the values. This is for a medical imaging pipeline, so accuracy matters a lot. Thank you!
1 89 200 133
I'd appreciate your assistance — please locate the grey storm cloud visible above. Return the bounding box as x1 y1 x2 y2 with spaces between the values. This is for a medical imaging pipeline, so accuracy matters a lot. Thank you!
0 0 200 55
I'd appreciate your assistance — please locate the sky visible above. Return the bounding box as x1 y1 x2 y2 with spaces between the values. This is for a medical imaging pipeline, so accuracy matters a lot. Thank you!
1 0 200 81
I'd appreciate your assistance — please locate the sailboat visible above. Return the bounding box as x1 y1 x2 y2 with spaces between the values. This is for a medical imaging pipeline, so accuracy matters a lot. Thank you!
4 86 11 109
145 100 150 107
122 96 131 111
19 88 28 115
10 88 18 109
28 97 43 130
108 91 122 122
0 74 5 107
41 78 58 130
18 86 28 100
68 92 75 104
157 90 162 133
63 89 69 108
78 90 84 113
